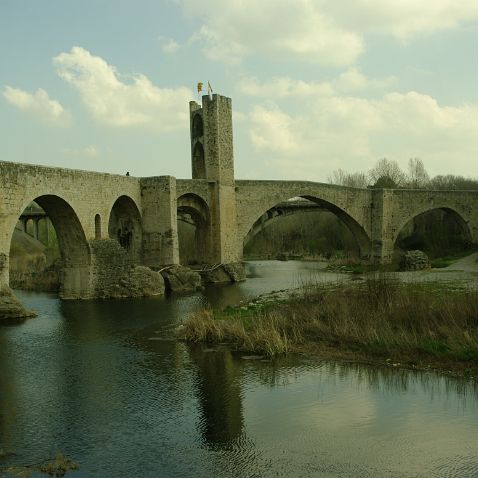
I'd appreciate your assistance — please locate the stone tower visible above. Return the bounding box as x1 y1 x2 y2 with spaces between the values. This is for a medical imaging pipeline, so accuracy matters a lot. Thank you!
189 94 239 263
189 94 234 186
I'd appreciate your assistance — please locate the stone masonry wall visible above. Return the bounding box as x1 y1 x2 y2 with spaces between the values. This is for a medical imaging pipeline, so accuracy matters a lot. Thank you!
89 239 132 297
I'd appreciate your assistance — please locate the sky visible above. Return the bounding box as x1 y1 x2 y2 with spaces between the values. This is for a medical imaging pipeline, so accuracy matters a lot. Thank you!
1 0 478 182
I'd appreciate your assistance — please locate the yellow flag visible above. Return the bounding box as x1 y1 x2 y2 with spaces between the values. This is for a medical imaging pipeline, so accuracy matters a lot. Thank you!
197 82 203 93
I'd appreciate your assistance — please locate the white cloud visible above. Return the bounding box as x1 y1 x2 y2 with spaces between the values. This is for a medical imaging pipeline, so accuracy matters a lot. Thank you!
182 0 364 67
63 145 99 158
181 0 478 66
247 88 478 179
336 68 396 93
158 36 180 53
238 69 395 99
53 46 193 131
238 77 334 99
326 0 478 41
250 104 303 155
3 86 71 126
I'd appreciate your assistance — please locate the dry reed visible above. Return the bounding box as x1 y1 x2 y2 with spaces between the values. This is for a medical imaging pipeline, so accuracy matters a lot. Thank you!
178 274 478 368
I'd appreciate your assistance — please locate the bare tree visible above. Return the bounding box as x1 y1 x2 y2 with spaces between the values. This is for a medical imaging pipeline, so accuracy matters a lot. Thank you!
368 158 405 188
406 158 429 189
429 174 478 190
328 168 368 188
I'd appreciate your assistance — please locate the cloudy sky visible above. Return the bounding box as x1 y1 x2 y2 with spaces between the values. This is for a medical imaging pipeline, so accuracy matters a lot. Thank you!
2 0 478 181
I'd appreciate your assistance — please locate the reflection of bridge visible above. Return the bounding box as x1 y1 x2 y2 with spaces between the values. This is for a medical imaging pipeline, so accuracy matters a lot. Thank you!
1 94 478 304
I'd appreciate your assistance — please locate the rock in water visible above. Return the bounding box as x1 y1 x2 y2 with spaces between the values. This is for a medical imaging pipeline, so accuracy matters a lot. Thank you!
160 265 202 293
399 250 430 271
0 287 36 321
102 266 165 298
201 262 246 283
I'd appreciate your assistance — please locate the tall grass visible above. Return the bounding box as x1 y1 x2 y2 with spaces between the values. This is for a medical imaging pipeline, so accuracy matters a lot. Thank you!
178 274 478 366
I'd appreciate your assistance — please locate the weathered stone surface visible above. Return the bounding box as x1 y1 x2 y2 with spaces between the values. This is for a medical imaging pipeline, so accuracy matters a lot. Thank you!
160 265 202 293
0 287 36 320
201 262 246 284
399 250 430 271
101 266 165 299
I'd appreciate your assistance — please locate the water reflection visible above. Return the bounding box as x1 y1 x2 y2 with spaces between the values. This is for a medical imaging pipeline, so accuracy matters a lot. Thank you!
188 346 244 448
0 263 477 477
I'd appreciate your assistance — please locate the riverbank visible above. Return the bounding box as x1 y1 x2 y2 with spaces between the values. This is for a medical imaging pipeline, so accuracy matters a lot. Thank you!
178 274 478 377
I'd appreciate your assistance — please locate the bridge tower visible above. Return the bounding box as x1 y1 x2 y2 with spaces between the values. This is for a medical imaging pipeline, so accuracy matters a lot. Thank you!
189 94 239 264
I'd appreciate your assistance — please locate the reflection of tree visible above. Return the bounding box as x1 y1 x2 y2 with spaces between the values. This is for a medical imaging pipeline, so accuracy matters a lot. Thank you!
189 346 244 448
254 359 478 405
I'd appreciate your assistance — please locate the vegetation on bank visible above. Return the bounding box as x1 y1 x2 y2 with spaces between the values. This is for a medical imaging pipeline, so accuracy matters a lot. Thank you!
0 453 78 477
429 245 478 268
178 275 478 374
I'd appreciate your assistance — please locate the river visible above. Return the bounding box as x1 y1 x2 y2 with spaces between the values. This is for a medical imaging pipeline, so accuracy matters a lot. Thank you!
1 261 477 477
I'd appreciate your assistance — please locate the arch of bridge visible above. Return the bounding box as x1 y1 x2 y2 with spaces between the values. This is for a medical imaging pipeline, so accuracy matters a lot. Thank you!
235 181 373 258
177 193 212 264
2 194 91 297
177 193 210 226
244 202 325 246
386 190 478 245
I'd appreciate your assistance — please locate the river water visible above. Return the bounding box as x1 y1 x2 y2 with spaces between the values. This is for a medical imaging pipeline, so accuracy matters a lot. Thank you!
1 261 477 477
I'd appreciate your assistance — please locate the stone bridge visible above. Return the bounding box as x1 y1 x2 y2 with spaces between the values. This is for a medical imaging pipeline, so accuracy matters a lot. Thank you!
1 93 477 312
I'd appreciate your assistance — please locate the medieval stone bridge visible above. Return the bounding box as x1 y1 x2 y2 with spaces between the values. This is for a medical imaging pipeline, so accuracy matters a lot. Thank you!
1 93 478 305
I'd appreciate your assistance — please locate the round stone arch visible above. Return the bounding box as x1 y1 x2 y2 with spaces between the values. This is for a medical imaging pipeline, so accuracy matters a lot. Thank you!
177 193 212 265
393 206 472 253
8 194 92 298
242 194 372 259
107 195 143 263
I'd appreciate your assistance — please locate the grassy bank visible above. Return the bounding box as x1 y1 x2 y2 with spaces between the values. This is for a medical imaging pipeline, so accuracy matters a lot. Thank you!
430 246 478 268
178 275 478 375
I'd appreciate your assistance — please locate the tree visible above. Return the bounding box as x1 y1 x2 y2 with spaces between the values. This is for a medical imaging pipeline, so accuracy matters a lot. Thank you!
328 168 368 188
406 158 429 189
371 175 398 189
368 158 405 188
429 174 478 190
